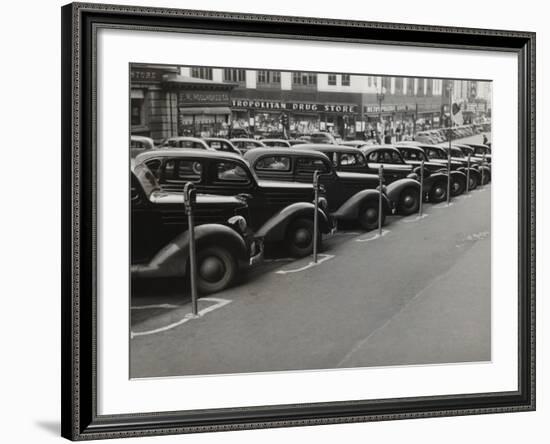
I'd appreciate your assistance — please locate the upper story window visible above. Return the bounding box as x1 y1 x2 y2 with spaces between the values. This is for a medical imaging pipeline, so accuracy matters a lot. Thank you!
382 77 391 91
395 77 404 94
406 78 415 96
328 74 337 86
292 72 317 87
191 67 213 80
426 79 433 96
341 74 351 86
257 70 281 85
417 78 425 96
224 69 246 83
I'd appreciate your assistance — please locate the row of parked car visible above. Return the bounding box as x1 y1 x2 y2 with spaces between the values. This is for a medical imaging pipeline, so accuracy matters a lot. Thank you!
130 133 492 295
414 122 492 145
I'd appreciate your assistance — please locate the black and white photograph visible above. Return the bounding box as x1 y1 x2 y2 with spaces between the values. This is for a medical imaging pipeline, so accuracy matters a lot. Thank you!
129 63 492 379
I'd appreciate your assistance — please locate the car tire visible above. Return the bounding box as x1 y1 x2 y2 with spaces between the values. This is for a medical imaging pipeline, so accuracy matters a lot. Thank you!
429 180 447 203
286 218 320 258
451 176 466 196
358 200 384 231
481 171 491 185
195 246 238 294
468 173 479 190
397 187 420 215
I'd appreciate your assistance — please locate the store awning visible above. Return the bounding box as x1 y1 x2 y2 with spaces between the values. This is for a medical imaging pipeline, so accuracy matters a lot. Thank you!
178 107 232 115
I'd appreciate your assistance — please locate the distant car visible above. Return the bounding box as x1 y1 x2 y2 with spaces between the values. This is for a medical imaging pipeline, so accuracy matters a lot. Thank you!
160 137 213 150
397 145 468 202
130 135 155 159
407 143 482 190
464 143 492 164
444 145 491 184
261 139 292 148
245 147 395 231
230 138 266 153
131 162 260 293
309 132 337 144
134 149 333 257
202 138 242 155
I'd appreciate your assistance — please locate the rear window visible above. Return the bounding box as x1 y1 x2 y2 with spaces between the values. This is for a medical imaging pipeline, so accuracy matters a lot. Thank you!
400 150 425 161
339 152 366 167
215 161 250 184
296 157 330 174
165 139 205 149
255 156 291 171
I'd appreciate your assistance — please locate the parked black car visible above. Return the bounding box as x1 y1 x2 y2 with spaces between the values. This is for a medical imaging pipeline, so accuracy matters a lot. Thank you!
397 145 468 202
134 149 333 258
444 145 491 185
464 143 492 164
298 144 422 215
401 143 482 190
131 162 261 294
244 147 394 231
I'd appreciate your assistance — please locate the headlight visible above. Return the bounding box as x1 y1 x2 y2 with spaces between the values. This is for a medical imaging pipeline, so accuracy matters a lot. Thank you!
472 164 480 170
228 215 247 234
376 185 388 194
317 197 328 211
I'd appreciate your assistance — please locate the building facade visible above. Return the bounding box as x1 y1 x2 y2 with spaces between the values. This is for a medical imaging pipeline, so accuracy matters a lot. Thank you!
131 64 490 142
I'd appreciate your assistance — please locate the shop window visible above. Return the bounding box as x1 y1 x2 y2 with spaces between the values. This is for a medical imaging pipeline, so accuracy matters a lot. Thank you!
215 162 250 184
224 69 246 83
328 74 337 86
292 72 317 87
191 67 213 80
131 98 144 126
257 70 281 85
255 156 291 172
341 74 351 86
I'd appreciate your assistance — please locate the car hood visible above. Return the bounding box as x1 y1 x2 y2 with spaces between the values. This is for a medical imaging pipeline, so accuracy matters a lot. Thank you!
337 171 379 181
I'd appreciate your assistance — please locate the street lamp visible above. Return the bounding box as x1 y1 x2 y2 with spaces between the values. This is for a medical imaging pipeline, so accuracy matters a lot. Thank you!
376 86 386 143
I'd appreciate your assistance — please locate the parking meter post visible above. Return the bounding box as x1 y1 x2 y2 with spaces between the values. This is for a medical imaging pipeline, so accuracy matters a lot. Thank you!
312 170 320 263
378 165 384 236
481 153 486 186
184 182 198 317
446 149 452 206
466 154 471 193
419 160 424 216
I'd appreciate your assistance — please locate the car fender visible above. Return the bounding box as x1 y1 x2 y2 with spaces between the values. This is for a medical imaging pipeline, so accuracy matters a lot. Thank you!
450 170 467 183
385 178 421 203
130 224 247 279
255 202 331 243
332 189 391 220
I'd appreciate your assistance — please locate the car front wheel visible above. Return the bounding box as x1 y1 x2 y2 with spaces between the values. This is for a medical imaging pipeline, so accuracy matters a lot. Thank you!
451 177 466 196
358 200 384 231
397 187 420 215
195 246 238 294
429 180 447 203
286 218 320 258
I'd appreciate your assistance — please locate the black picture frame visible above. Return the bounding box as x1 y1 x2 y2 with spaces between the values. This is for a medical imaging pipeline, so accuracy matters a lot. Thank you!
61 2 536 440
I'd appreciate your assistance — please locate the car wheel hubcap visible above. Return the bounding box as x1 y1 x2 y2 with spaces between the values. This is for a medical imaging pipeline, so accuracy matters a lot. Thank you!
199 256 226 283
434 186 445 198
365 208 377 222
294 228 312 247
403 194 416 208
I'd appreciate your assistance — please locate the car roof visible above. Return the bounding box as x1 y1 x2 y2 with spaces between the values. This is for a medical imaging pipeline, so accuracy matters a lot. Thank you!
164 136 205 142
261 138 290 143
243 147 330 164
295 143 361 154
230 138 263 143
135 148 244 164
396 145 424 153
131 135 153 142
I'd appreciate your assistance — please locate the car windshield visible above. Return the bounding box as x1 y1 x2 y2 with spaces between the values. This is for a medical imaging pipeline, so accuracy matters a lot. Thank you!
425 148 447 160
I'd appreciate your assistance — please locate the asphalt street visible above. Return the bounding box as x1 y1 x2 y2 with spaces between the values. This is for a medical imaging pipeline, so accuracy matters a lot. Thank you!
130 179 491 378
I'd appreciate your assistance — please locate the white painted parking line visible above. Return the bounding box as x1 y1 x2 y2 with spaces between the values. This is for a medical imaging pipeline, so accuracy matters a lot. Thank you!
131 297 232 338
275 254 335 275
432 202 455 209
131 303 181 310
401 214 429 224
355 229 390 243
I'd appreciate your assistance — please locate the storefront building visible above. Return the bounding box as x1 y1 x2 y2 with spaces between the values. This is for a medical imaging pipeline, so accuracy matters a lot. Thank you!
130 64 236 142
